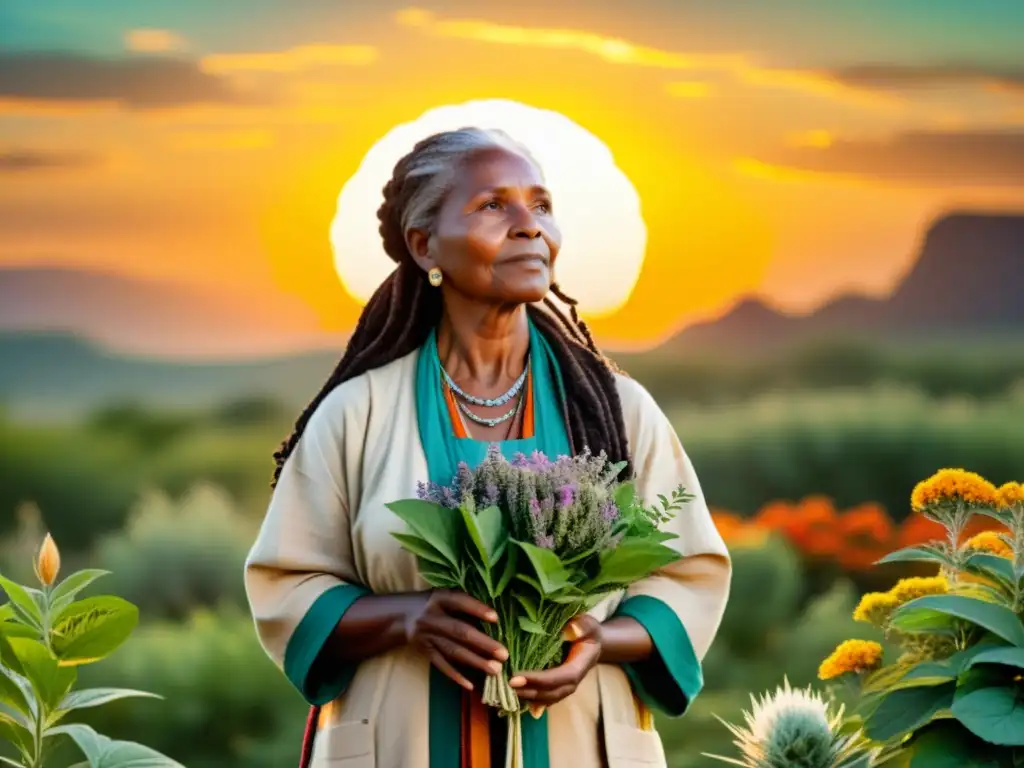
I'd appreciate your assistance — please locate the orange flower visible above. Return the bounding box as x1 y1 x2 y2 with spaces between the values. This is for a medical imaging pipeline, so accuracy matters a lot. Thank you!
998 482 1024 509
711 510 746 540
712 509 770 548
965 531 1013 558
911 468 999 511
34 533 61 586
836 503 895 571
754 500 795 530
788 496 842 558
898 514 946 548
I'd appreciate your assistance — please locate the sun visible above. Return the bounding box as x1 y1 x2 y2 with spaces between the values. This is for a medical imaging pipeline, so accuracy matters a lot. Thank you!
329 99 647 316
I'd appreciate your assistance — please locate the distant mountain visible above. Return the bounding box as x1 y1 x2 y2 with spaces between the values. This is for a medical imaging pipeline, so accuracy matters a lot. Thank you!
665 212 1024 351
0 331 342 421
0 267 341 357
3 211 1022 420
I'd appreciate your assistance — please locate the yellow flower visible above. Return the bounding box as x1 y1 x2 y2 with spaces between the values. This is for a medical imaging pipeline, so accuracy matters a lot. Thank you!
997 482 1024 509
818 640 884 680
853 592 900 627
911 469 999 511
888 575 948 606
965 530 1013 558
33 533 61 587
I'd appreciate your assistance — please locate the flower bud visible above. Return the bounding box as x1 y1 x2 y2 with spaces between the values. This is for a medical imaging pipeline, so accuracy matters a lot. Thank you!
34 533 61 586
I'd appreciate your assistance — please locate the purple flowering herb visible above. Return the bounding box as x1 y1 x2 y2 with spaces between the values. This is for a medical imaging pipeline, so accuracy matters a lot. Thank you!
535 533 555 549
484 482 499 506
601 499 620 522
440 485 458 509
557 483 577 510
528 498 542 519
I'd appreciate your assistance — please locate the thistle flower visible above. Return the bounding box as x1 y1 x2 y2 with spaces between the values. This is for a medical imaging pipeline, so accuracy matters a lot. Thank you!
34 532 61 587
705 678 874 768
818 640 883 681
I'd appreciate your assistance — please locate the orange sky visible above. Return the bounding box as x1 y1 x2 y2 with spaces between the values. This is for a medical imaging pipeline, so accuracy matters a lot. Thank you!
2 2 1023 354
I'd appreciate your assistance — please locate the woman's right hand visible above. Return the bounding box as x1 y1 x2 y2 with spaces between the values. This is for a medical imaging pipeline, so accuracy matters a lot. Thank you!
404 590 508 690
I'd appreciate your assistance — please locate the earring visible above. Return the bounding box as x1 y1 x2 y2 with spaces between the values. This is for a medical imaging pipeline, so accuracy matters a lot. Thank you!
428 267 443 287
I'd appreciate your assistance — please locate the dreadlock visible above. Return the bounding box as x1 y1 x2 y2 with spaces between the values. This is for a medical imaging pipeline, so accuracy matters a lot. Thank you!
272 128 631 486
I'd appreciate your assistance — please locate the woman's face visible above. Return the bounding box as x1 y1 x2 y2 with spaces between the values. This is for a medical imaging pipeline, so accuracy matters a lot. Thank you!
412 146 561 305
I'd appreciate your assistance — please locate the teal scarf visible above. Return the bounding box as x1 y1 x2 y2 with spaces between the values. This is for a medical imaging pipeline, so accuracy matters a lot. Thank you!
416 319 571 768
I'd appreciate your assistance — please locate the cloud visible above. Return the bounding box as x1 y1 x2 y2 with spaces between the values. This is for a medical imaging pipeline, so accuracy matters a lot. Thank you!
830 64 1024 96
125 29 187 53
393 7 895 108
751 130 1024 187
0 149 98 172
0 52 242 108
199 44 378 74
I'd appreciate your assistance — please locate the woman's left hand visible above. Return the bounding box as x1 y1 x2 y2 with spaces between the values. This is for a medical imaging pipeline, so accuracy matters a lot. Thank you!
509 615 603 707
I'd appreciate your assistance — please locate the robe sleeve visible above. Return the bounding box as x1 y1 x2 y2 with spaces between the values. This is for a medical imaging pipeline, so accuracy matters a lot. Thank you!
610 376 732 717
244 381 370 706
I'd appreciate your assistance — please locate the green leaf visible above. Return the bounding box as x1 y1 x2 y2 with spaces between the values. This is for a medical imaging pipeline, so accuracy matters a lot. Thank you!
57 687 161 713
893 595 1024 647
905 721 1001 768
952 684 1024 746
515 574 545 595
0 710 32 759
50 723 184 767
0 631 25 676
613 482 636 512
386 500 462 566
417 558 463 590
864 682 955 741
49 570 110 617
462 505 507 569
392 533 449 566
517 616 546 635
888 662 960 691
963 553 1015 589
515 594 539 623
0 665 32 718
9 638 76 712
876 545 954 568
514 542 571 595
582 539 681 592
50 596 138 666
493 549 517 598
0 577 42 629
962 646 1024 674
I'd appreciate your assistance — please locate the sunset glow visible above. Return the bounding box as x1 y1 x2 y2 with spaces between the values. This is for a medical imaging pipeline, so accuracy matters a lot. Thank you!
330 99 647 316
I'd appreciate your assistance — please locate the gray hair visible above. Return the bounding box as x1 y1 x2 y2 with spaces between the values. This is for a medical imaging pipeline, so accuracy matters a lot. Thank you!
376 127 542 263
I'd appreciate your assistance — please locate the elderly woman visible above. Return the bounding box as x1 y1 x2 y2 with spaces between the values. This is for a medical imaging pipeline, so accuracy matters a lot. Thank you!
244 127 731 768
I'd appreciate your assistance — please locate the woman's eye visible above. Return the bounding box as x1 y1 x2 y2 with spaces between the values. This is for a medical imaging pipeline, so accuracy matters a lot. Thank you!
480 200 501 211
535 202 551 214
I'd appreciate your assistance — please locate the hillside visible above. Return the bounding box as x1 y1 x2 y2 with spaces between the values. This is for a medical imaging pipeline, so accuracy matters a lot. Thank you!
665 212 1024 352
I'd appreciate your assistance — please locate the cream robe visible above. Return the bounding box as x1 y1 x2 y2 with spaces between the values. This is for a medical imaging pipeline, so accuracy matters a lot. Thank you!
245 349 731 767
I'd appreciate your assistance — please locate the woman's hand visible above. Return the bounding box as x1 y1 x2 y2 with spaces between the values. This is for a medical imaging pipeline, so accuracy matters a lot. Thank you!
509 615 603 707
404 589 509 691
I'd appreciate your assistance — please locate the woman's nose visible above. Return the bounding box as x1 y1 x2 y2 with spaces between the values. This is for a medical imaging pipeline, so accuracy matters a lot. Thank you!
510 207 542 238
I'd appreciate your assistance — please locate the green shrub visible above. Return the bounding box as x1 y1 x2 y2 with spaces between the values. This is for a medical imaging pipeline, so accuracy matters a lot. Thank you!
75 610 306 768
674 385 1024 520
0 534 181 767
95 484 255 621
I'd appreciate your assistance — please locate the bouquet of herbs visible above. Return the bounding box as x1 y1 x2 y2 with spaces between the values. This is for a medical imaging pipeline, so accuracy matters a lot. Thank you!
388 446 690 763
